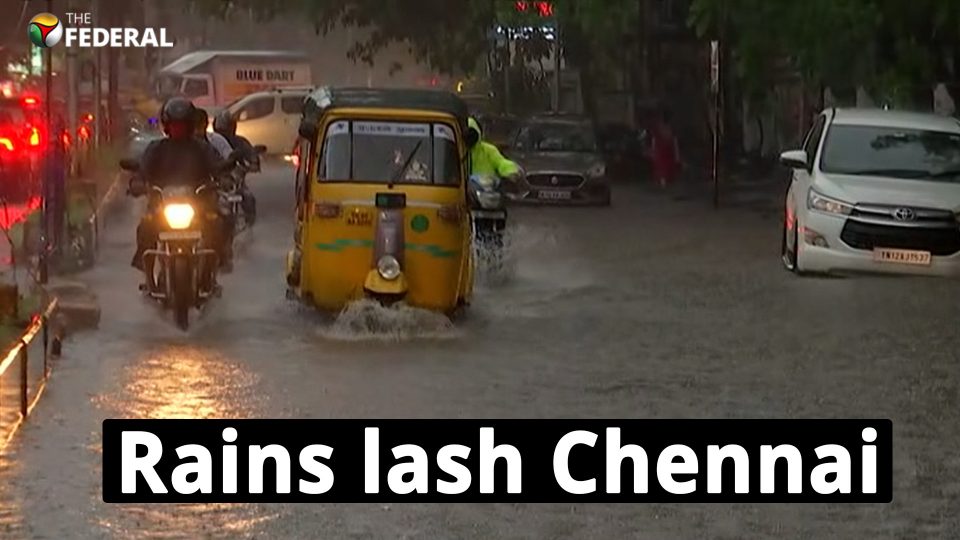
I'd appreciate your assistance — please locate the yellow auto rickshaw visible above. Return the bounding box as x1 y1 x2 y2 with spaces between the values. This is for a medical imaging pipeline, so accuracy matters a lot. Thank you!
286 87 474 314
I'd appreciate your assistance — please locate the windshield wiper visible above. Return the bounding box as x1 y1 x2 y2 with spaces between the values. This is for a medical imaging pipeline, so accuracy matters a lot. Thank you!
842 168 929 178
389 140 424 185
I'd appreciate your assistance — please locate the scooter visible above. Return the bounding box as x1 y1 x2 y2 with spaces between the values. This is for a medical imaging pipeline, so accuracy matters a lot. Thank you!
469 173 507 268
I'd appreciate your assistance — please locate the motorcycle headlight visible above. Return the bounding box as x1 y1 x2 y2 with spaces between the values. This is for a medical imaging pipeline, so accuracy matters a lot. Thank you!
587 163 606 178
807 189 853 216
377 255 401 280
163 203 195 230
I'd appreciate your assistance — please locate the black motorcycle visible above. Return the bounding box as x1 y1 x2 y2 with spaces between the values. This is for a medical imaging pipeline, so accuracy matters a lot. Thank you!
121 158 221 330
218 144 265 236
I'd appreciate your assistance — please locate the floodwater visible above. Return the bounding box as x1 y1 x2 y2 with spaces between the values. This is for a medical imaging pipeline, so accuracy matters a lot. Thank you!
0 164 957 538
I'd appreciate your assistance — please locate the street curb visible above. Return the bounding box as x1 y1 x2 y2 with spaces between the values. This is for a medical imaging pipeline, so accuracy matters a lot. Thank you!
45 280 99 334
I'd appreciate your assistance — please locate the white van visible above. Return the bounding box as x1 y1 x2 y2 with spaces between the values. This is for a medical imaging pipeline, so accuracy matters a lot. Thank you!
226 87 313 155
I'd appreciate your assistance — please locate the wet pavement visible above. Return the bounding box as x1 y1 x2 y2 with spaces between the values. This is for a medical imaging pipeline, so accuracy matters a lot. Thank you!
0 164 958 538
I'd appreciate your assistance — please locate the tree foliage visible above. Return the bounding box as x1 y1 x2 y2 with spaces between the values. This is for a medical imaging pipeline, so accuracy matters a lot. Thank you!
689 0 960 106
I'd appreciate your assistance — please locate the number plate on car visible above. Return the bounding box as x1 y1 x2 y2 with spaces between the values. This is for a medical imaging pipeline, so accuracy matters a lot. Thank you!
225 194 243 203
159 230 202 241
873 248 932 266
537 190 571 200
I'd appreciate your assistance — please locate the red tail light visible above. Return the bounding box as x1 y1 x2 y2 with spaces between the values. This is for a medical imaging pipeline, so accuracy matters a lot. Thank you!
437 204 462 222
0 137 13 151
28 127 40 146
313 201 342 218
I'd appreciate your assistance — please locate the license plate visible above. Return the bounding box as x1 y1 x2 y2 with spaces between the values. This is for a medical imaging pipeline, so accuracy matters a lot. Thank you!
873 248 932 266
225 194 243 203
538 190 571 200
159 230 201 241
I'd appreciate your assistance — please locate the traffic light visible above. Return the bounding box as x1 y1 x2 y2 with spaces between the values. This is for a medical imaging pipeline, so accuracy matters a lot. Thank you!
514 1 554 17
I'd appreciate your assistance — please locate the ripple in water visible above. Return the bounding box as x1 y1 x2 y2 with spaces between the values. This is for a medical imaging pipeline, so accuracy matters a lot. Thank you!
319 299 461 342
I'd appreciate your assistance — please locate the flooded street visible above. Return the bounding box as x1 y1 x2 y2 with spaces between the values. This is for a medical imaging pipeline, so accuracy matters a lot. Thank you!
0 164 958 538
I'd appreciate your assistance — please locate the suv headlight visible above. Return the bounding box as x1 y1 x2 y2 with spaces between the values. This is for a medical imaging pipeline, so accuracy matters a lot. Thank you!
587 163 606 178
807 189 853 216
163 203 195 230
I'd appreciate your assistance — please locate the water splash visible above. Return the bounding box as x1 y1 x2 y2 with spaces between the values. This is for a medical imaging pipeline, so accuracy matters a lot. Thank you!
319 299 462 342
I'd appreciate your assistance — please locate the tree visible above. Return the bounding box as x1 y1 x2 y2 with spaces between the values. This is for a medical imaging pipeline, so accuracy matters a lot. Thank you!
689 0 960 108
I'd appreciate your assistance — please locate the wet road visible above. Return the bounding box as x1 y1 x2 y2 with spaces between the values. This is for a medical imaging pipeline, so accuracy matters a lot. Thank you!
1 164 959 538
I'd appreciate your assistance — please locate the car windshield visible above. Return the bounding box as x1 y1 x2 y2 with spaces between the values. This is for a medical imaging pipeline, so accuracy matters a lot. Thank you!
319 120 460 185
820 124 960 181
515 121 598 152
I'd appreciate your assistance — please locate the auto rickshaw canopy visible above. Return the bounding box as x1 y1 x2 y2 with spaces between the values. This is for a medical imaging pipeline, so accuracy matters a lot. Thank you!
298 86 470 141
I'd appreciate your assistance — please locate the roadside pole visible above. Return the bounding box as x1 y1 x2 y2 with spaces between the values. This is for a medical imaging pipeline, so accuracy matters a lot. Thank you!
504 28 512 114
39 0 53 285
66 37 78 176
552 22 561 112
710 40 721 209
93 0 102 150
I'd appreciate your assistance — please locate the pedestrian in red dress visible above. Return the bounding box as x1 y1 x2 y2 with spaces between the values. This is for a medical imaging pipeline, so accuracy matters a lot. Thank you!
650 111 681 188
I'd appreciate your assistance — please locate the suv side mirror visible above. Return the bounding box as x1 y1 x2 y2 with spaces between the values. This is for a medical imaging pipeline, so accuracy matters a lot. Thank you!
779 149 809 170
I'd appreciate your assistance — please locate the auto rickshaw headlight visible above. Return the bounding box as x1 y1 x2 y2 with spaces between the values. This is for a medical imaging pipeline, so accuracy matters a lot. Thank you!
163 203 195 230
377 255 401 280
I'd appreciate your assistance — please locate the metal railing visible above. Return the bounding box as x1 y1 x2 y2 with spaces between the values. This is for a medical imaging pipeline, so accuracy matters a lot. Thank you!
0 298 60 449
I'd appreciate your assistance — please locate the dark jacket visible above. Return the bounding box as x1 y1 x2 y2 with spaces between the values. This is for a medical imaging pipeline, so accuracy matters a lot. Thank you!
223 133 259 169
139 137 224 189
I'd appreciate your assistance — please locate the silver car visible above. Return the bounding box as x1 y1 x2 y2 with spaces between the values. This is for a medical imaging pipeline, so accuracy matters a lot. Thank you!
506 115 611 206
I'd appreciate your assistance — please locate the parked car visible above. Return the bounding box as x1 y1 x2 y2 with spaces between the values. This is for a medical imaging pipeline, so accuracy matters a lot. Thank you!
504 114 611 206
0 97 43 201
781 108 960 277
226 86 313 155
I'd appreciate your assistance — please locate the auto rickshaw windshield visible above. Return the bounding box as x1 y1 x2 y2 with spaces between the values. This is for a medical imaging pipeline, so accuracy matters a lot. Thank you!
319 119 460 185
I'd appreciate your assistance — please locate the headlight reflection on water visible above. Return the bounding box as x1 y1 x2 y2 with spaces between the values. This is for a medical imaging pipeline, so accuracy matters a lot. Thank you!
114 345 261 419
95 346 282 539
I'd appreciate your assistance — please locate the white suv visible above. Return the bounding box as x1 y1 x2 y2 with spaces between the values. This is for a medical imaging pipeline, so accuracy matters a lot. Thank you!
781 108 960 277
226 87 313 155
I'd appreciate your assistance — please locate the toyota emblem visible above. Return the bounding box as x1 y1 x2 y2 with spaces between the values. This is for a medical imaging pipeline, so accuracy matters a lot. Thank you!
550 176 559 185
892 207 917 222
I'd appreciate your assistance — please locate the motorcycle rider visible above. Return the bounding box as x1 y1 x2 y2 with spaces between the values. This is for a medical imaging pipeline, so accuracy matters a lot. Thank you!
131 97 233 274
195 107 234 160
213 110 258 223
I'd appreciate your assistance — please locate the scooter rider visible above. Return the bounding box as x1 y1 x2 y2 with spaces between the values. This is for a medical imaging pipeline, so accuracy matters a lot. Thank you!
466 116 521 182
131 97 232 273
213 110 258 223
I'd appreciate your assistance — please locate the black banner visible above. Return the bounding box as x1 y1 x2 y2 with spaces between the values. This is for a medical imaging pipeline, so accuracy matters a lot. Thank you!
102 419 892 503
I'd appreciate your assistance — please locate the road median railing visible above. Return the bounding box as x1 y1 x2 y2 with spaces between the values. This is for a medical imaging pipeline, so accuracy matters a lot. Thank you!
0 298 60 450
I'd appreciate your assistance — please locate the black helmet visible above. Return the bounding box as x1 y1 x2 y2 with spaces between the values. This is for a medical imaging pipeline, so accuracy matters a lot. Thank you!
159 97 196 137
213 110 237 137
